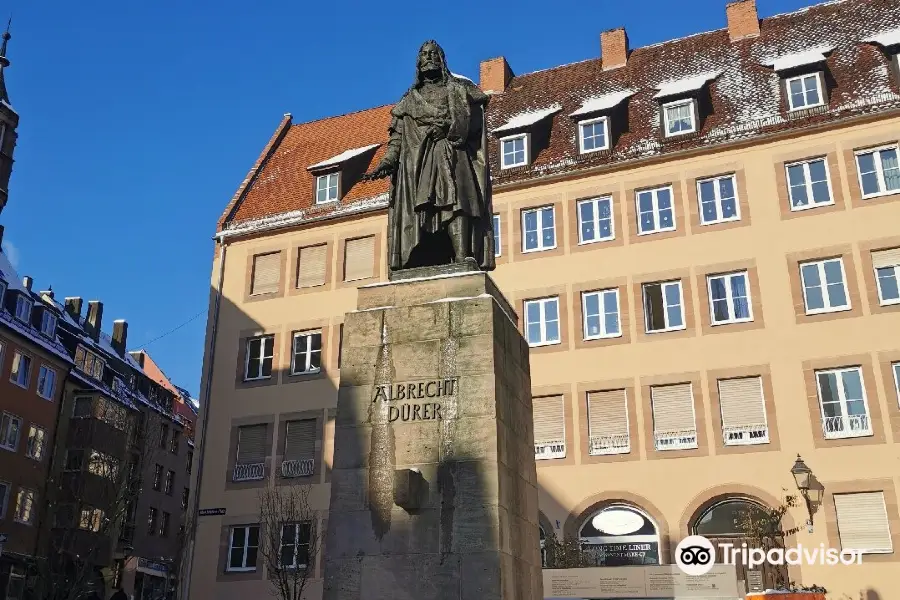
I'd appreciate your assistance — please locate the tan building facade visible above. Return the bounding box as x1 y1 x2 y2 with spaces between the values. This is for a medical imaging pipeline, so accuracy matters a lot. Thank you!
189 1 900 598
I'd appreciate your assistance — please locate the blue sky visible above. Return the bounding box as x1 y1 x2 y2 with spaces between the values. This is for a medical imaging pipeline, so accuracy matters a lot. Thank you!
0 0 817 395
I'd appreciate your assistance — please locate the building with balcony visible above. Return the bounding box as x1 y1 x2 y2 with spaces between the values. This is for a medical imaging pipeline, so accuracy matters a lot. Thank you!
189 0 900 598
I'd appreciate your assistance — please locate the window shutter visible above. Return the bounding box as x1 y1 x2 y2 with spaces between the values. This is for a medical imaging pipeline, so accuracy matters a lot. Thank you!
297 245 327 288
251 253 281 295
650 384 696 433
718 377 767 428
533 396 565 444
872 248 900 270
834 492 893 552
344 237 375 281
237 425 267 463
284 420 316 461
587 390 629 438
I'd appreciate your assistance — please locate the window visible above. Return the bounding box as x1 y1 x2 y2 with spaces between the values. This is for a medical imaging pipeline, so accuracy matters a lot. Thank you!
160 511 171 537
786 158 832 209
873 248 900 305
707 271 752 325
291 331 322 375
244 335 275 381
717 377 768 445
234 424 267 482
697 174 739 224
182 488 190 510
14 295 32 323
88 451 119 480
39 311 57 337
816 367 872 439
159 424 169 449
79 507 104 532
894 363 900 407
170 428 180 453
37 366 56 400
581 289 620 339
533 395 566 459
64 450 84 471
74 346 105 380
282 419 316 478
578 117 609 153
833 492 893 553
500 134 527 168
280 522 312 568
0 482 8 519
643 281 685 333
147 507 158 536
10 351 30 388
97 398 128 431
6 565 24 600
662 99 696 136
227 525 260 572
800 258 849 314
579 506 661 567
523 297 560 346
586 390 629 455
315 173 339 204
25 426 45 460
492 214 502 257
250 252 281 296
786 73 824 111
521 206 556 252
164 470 175 495
577 196 614 244
856 146 900 198
187 449 194 475
0 413 21 451
650 383 697 450
693 500 769 537
343 236 375 282
296 244 327 288
14 489 35 524
0 280 5 305
636 186 675 234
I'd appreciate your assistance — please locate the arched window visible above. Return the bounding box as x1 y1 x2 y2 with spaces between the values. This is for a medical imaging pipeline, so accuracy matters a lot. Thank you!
578 504 660 566
693 499 769 537
539 526 547 567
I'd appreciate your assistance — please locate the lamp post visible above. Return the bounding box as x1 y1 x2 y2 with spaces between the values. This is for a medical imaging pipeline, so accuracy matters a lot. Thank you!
790 454 819 532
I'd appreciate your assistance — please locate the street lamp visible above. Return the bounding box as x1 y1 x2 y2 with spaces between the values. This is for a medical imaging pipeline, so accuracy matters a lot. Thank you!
790 454 820 531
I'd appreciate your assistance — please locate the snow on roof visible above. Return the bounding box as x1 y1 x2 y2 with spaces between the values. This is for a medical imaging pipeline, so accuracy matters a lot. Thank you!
865 27 900 48
653 71 721 99
569 90 636 117
451 72 473 83
307 143 381 170
0 100 15 114
0 251 25 292
762 46 834 71
492 105 562 134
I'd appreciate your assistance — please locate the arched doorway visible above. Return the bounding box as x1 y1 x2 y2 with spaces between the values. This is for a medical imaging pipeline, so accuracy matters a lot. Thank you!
579 504 661 566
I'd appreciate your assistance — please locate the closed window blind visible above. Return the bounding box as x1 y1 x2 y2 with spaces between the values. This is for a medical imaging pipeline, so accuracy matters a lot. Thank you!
834 492 893 552
872 248 900 269
344 236 375 282
251 253 281 295
650 384 696 433
533 396 565 445
284 420 316 461
237 425 267 463
297 245 327 288
587 390 629 439
718 377 767 428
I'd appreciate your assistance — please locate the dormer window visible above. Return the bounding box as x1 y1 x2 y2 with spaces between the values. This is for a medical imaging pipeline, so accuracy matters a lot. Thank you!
493 105 561 169
762 47 832 114
74 345 105 380
14 295 32 324
570 90 634 155
500 135 528 169
662 100 697 137
315 173 339 204
0 279 6 305
786 73 824 111
39 311 57 338
307 143 380 204
578 117 609 153
653 72 719 139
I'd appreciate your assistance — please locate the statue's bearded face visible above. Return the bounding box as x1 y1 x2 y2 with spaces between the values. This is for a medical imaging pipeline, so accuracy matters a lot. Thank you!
418 44 443 75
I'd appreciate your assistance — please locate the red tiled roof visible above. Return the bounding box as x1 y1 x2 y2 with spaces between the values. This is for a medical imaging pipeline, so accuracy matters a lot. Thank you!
219 0 900 234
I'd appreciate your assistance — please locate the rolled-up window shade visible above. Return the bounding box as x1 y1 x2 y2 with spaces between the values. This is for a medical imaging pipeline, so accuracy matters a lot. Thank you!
650 384 695 433
872 248 900 270
718 377 767 428
284 420 316 461
297 245 327 288
237 425 267 462
251 253 281 295
834 492 893 552
344 237 375 282
587 390 628 438
533 396 565 444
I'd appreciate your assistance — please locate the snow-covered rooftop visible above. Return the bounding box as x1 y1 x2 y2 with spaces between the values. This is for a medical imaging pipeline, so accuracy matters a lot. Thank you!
865 27 900 48
762 46 834 71
451 72 473 83
492 105 562 134
570 90 636 117
653 71 721 99
307 143 380 170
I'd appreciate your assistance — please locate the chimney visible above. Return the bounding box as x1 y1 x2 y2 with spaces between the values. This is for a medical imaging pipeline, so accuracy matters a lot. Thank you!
64 297 83 321
84 300 103 341
22 276 32 291
40 286 54 300
112 320 128 356
129 350 146 367
479 57 514 94
601 28 629 71
726 0 760 41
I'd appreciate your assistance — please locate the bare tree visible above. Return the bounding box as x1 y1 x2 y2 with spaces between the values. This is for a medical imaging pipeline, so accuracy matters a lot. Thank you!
541 530 593 569
734 490 801 590
257 484 321 600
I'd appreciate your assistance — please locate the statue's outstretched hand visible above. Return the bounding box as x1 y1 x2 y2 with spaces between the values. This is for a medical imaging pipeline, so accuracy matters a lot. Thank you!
361 165 395 181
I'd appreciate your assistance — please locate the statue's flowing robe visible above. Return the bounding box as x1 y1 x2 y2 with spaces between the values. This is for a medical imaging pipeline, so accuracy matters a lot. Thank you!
385 77 495 271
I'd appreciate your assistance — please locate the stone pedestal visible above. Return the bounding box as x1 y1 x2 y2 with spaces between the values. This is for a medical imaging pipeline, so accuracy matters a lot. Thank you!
322 271 542 600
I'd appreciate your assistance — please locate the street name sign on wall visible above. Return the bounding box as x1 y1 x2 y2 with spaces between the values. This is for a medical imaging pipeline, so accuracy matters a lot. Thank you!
198 508 226 516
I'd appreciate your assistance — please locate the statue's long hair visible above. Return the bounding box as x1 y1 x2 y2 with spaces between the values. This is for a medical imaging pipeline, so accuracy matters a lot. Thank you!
414 40 452 88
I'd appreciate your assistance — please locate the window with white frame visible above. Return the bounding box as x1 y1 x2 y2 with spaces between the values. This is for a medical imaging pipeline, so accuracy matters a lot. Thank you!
14 489 35 524
578 117 609 153
697 174 739 224
14 295 31 324
707 271 752 325
833 492 893 554
636 186 675 234
291 330 322 375
10 351 30 388
717 377 768 445
37 366 56 400
39 311 57 338
855 146 900 198
500 135 527 168
0 481 8 519
74 345 105 380
786 158 833 209
577 196 614 244
25 426 45 461
280 522 312 568
521 206 556 252
872 248 900 306
800 258 849 314
786 73 824 111
582 289 620 340
662 99 696 136
0 413 21 451
244 335 274 381
227 525 260 572
492 214 502 257
642 281 685 333
524 297 560 347
315 173 339 204
816 367 872 439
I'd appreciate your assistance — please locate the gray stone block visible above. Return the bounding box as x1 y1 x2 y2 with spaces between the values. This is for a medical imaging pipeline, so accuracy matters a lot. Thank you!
328 468 370 512
455 373 499 419
455 334 495 376
460 551 502 600
359 554 460 600
336 385 375 426
384 303 450 343
322 556 362 600
332 425 372 469
390 339 442 381
448 417 498 461
451 504 501 553
449 296 495 337
343 310 384 348
452 459 500 508
325 511 380 558
392 421 442 467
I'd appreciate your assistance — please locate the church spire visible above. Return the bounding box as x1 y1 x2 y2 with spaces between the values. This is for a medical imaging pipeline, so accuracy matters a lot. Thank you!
0 19 11 105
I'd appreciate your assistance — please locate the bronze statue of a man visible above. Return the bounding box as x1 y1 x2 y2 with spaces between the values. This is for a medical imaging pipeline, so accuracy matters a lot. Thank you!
364 41 495 272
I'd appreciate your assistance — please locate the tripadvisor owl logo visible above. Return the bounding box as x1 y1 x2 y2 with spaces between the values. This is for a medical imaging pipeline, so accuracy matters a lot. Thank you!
675 536 716 575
